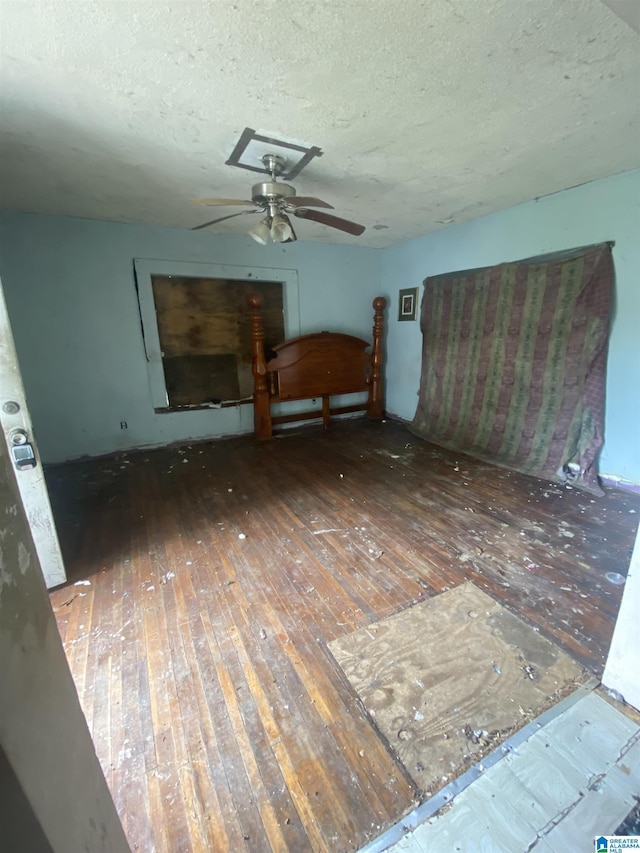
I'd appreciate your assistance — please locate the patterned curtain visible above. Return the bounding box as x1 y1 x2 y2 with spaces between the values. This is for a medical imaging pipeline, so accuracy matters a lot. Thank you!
410 244 614 495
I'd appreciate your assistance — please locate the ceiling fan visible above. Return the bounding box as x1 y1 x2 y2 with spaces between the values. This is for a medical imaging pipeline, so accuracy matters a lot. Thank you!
192 153 365 244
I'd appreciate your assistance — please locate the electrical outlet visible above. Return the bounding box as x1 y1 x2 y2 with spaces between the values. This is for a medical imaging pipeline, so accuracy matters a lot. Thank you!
120 421 128 430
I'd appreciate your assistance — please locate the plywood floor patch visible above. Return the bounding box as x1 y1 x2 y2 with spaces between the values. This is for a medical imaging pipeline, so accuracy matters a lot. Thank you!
328 582 588 797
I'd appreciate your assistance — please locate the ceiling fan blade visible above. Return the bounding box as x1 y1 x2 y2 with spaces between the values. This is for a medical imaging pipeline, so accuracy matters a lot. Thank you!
285 196 334 209
293 208 365 236
192 209 259 231
193 198 254 207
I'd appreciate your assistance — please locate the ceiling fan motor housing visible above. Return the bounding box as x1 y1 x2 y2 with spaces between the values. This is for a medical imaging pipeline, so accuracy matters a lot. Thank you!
251 181 296 205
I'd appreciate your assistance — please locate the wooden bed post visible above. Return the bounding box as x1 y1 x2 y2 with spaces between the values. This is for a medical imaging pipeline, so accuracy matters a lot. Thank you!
367 296 387 420
247 293 272 439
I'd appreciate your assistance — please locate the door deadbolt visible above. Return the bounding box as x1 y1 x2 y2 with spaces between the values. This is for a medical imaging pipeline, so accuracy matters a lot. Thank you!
10 429 28 445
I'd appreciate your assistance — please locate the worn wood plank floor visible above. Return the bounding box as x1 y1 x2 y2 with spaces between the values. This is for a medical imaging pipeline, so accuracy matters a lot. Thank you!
47 420 640 853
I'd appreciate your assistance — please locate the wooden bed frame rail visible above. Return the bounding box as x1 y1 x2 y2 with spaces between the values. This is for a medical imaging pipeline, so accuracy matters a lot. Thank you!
248 294 387 439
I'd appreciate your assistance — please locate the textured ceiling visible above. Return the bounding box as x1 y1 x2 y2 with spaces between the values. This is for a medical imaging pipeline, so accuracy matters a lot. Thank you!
0 0 638 248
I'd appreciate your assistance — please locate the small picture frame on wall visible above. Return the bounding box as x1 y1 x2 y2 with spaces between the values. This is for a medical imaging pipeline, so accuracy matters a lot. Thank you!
398 287 419 321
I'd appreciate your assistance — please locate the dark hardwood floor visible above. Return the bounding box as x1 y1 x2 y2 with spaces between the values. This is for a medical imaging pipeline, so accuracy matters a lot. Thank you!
47 419 640 853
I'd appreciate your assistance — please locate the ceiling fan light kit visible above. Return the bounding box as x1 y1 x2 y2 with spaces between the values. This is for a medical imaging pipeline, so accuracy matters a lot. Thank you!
270 212 293 243
193 150 365 243
248 218 271 245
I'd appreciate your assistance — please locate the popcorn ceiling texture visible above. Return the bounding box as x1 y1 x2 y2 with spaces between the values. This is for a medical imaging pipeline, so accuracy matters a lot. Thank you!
0 0 638 247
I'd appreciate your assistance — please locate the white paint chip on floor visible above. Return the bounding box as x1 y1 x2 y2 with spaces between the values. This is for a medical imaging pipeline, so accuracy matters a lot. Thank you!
377 692 640 853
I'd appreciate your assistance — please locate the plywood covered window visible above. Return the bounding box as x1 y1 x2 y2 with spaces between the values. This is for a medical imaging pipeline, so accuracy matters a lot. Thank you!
150 277 284 408
134 259 300 414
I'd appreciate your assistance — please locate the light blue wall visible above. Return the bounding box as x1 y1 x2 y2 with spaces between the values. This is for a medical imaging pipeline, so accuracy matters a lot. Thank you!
382 170 640 483
2 170 638 479
0 213 381 462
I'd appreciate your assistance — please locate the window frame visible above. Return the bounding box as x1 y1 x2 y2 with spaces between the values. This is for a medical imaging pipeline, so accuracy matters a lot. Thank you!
133 258 300 411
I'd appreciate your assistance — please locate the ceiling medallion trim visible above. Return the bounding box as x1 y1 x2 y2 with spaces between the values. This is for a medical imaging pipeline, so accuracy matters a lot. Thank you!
225 127 323 180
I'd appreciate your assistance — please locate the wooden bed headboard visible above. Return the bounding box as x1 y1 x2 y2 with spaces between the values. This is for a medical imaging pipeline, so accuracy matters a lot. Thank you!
247 294 387 439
